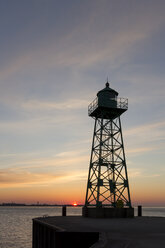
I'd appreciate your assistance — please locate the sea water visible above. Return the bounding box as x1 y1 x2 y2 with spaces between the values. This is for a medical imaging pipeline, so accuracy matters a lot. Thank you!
0 206 165 248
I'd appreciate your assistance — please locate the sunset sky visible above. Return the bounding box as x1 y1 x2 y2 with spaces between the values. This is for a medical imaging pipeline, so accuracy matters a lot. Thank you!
0 0 165 206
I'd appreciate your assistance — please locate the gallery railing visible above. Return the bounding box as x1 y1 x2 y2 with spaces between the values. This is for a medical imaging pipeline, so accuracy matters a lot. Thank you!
88 97 128 116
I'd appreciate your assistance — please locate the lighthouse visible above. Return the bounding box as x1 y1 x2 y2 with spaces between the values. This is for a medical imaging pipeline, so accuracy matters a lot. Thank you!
83 81 134 218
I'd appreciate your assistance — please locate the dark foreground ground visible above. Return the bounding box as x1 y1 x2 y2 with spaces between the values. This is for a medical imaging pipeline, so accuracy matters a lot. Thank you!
35 216 165 248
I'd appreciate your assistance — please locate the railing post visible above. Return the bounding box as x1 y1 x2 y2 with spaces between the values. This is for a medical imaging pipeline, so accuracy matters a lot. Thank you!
138 205 142 217
62 205 66 216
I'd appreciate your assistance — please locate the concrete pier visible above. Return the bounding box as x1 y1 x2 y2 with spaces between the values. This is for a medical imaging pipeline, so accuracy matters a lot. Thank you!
32 216 99 248
32 216 165 248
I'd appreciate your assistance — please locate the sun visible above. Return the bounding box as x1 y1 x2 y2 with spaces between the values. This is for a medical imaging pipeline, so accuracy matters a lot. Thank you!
72 202 78 206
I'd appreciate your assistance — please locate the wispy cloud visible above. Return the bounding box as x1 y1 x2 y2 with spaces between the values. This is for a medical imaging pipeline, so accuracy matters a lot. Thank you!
127 146 157 156
0 169 60 185
0 54 32 80
0 168 87 189
0 145 89 189
22 98 89 111
0 113 80 133
129 168 160 178
1 0 165 82
0 148 88 171
125 121 165 144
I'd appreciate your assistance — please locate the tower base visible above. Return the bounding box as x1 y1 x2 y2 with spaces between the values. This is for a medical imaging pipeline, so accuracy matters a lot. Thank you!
82 206 134 218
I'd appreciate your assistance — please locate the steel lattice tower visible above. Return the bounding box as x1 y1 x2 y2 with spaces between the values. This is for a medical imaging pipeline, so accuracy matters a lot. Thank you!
85 82 132 212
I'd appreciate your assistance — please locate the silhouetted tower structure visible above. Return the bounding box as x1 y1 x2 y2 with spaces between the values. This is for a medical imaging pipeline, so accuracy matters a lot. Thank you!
84 82 133 217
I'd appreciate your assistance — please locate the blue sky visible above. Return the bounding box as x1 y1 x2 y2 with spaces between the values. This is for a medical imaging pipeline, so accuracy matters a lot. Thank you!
0 0 165 205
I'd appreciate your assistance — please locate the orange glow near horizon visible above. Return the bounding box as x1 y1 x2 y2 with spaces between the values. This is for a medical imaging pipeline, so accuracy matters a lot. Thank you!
1 178 165 206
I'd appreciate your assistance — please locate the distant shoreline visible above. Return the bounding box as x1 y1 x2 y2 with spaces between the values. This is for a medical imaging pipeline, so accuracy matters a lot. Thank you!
0 203 84 207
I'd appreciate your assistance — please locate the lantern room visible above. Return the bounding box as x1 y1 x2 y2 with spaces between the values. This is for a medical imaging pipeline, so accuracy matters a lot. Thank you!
88 82 128 119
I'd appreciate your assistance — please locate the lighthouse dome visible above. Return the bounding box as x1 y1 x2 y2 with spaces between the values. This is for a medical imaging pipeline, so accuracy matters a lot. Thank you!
97 82 118 98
